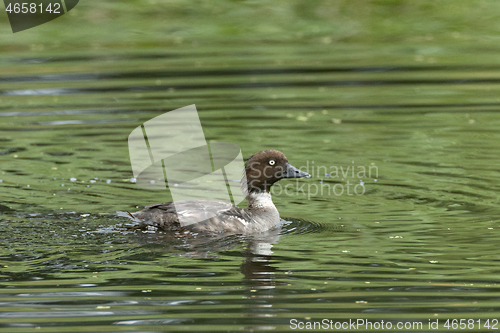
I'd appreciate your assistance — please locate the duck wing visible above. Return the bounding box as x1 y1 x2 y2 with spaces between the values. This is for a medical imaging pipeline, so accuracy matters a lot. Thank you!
117 200 245 232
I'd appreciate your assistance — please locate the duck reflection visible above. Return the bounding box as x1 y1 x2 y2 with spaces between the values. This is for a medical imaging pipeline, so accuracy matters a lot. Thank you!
128 219 294 286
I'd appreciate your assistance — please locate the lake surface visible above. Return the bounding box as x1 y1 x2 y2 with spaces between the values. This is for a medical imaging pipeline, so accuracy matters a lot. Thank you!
1 1 500 332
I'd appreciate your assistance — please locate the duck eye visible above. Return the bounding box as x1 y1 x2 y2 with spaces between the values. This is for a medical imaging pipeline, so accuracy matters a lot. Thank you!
269 160 275 166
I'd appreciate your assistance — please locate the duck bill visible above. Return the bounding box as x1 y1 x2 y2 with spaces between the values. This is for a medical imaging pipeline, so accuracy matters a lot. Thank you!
282 163 311 179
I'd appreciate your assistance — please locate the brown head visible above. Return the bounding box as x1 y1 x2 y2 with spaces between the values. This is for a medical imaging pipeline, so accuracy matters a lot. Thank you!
243 150 310 194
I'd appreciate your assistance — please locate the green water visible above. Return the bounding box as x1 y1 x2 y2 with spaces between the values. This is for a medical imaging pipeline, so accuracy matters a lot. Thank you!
1 1 500 332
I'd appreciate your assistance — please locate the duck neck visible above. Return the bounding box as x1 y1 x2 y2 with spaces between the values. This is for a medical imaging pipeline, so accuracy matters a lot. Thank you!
241 174 279 217
246 191 276 211
244 190 281 229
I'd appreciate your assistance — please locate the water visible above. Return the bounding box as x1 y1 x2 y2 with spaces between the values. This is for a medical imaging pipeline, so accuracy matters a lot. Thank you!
2 1 500 332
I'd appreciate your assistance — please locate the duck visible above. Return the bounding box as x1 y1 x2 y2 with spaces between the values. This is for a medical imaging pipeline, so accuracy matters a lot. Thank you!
117 150 310 233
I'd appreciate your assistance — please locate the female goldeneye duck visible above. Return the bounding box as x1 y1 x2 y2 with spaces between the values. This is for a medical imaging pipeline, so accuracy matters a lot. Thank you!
117 150 310 233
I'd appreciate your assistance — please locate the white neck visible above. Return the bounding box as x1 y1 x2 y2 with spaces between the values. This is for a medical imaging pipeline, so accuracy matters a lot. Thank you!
244 191 281 231
246 191 276 210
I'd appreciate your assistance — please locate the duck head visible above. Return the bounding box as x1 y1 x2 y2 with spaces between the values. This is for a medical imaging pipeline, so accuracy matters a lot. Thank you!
243 150 310 194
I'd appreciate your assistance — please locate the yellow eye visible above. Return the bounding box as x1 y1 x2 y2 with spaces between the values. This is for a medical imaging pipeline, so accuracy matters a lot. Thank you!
269 160 275 166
